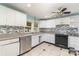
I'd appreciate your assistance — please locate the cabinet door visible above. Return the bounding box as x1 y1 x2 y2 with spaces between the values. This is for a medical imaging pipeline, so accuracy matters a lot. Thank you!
45 34 51 42
0 5 7 25
55 17 70 25
40 34 48 42
60 17 70 24
49 34 55 44
0 38 19 56
32 35 39 47
39 21 46 28
39 20 55 28
68 36 79 50
15 11 26 26
68 36 75 48
70 15 79 27
0 42 19 56
40 34 55 44
6 8 16 26
74 37 79 50
45 34 55 43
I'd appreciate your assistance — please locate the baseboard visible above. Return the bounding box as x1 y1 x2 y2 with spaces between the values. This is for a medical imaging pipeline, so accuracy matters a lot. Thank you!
18 49 32 56
44 41 69 49
32 41 45 49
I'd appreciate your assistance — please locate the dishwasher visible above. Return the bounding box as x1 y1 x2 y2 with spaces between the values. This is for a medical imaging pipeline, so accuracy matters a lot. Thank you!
19 36 31 55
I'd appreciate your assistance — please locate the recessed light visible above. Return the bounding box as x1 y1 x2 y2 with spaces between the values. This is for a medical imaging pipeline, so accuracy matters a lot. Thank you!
44 16 48 18
27 4 31 7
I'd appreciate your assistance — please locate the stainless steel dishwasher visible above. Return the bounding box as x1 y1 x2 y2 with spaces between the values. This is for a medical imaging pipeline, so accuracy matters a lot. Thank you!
19 36 31 55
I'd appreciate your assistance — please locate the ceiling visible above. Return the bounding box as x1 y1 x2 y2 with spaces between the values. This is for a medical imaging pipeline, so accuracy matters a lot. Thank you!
2 3 79 19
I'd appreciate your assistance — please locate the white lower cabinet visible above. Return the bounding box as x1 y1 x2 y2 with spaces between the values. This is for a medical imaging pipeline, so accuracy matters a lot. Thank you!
32 35 40 47
40 33 55 44
40 34 48 42
49 34 55 44
0 38 19 56
68 36 79 50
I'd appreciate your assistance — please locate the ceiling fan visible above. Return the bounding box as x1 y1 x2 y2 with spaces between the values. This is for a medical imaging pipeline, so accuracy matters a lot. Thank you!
52 7 71 16
40 7 71 20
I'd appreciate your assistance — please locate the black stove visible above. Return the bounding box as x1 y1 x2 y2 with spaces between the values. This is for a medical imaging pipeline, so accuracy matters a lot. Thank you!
55 34 68 48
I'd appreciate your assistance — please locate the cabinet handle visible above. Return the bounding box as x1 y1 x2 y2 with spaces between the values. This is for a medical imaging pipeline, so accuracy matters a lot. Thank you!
0 41 19 46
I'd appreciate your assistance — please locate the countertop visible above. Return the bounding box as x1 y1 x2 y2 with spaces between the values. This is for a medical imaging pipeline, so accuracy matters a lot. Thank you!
0 32 79 41
0 32 32 41
0 32 45 41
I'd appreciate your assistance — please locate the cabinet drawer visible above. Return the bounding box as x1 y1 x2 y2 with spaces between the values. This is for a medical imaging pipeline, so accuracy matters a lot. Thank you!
0 42 19 56
0 38 19 46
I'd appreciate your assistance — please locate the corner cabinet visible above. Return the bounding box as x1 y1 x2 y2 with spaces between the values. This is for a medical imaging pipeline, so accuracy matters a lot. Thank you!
0 38 19 56
40 33 55 44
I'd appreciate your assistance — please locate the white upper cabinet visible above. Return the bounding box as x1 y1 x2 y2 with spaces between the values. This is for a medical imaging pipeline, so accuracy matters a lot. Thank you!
39 20 55 28
15 11 27 26
0 5 27 26
62 17 70 24
0 5 7 25
39 17 70 28
70 15 79 27
55 17 70 25
6 7 16 26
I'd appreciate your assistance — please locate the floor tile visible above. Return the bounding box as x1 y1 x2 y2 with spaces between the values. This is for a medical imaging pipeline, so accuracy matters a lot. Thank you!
22 43 76 56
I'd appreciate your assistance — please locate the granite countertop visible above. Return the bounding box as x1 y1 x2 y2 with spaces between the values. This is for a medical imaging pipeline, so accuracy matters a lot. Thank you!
0 32 79 41
41 31 79 37
0 32 33 41
0 32 45 41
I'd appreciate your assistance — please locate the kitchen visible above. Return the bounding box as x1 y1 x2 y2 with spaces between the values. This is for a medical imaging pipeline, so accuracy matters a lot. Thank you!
0 3 79 56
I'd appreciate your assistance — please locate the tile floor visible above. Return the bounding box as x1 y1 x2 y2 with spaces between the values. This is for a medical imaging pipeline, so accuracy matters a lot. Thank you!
22 43 77 56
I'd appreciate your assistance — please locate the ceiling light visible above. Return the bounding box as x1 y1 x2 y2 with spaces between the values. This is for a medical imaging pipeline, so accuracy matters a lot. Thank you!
44 16 48 18
27 4 31 7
